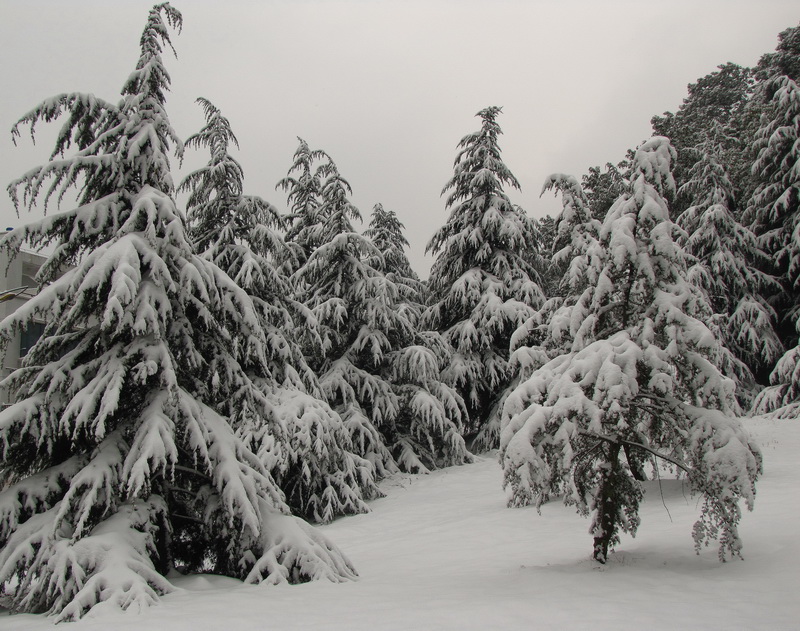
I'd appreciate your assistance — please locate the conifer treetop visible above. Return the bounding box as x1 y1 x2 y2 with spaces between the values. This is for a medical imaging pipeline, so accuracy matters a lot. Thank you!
179 97 285 260
426 106 536 284
9 3 183 215
278 139 359 259
441 105 520 209
365 203 417 280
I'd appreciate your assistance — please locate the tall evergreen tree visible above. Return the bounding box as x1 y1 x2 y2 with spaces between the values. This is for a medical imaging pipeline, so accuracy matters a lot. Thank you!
500 138 761 563
276 138 330 267
283 148 400 476
0 6 354 619
365 204 471 472
180 98 307 387
425 106 543 450
677 132 783 396
748 23 800 415
652 62 755 217
179 100 378 522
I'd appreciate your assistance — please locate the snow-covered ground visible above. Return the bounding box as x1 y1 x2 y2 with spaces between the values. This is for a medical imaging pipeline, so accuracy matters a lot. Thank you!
3 415 798 630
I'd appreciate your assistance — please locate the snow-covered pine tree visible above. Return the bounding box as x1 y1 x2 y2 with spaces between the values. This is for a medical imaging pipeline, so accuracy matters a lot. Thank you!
748 23 800 416
0 6 355 620
364 203 419 283
500 137 761 564
677 131 782 399
180 98 308 388
651 62 755 219
179 99 377 522
284 150 401 477
276 138 331 268
425 106 543 451
581 158 631 221
365 204 471 472
541 174 602 341
507 176 600 397
364 203 425 321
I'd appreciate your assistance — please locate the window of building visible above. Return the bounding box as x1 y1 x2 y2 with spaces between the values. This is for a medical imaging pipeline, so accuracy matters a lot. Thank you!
20 321 45 357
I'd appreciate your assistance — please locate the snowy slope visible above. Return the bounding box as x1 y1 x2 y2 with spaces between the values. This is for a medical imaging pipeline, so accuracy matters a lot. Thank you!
3 416 798 630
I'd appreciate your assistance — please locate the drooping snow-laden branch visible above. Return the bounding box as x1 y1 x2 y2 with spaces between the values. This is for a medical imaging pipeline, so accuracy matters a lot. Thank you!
577 429 691 473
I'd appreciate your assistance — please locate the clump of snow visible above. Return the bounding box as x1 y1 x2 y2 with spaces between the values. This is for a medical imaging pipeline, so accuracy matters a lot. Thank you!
242 503 358 585
0 498 173 623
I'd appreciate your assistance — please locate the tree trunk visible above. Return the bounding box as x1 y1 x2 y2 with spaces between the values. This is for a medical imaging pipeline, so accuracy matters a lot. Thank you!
593 441 622 563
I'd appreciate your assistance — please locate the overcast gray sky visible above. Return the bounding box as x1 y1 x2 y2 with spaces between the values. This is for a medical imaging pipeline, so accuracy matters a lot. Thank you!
1 0 797 277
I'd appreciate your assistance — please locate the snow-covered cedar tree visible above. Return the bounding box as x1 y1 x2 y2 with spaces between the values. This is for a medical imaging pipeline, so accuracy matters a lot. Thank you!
581 157 631 221
283 148 400 476
529 213 559 299
179 99 378 522
677 131 783 401
180 98 308 388
425 106 544 451
365 204 471 472
364 203 420 285
0 5 355 620
500 137 762 564
364 203 426 322
651 62 755 218
276 138 331 268
748 23 800 416
506 176 601 412
536 175 602 351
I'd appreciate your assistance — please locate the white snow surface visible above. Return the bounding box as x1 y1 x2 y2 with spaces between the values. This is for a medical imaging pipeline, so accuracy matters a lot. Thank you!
2 415 798 630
